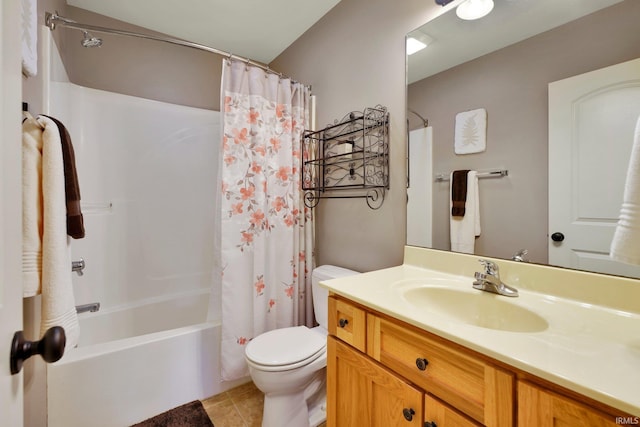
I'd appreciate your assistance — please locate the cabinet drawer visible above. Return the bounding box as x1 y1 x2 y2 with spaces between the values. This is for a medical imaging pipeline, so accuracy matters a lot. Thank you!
425 394 482 427
328 296 366 352
368 315 514 427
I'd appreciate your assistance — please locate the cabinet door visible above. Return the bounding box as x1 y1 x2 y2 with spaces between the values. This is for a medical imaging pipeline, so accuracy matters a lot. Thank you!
327 336 423 427
518 381 620 427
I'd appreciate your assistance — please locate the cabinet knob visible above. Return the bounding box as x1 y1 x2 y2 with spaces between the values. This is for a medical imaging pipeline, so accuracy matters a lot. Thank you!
415 357 429 371
402 408 415 422
424 422 438 427
338 318 349 328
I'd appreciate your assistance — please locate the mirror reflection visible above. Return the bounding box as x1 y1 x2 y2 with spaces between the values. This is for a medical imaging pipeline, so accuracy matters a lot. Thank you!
406 0 640 278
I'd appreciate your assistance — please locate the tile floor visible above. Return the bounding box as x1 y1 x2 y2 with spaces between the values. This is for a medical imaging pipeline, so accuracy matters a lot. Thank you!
201 382 327 427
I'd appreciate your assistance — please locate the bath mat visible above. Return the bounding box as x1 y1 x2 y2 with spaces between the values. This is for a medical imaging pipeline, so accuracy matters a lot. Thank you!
131 400 214 427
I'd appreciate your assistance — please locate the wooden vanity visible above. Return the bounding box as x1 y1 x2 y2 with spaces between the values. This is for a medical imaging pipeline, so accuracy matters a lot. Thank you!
326 294 630 426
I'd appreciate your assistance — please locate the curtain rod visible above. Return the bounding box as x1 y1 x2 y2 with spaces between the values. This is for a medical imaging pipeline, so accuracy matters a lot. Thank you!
45 11 308 88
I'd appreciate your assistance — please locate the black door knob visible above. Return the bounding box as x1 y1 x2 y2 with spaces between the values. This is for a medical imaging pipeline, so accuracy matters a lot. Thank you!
551 232 565 242
10 326 66 375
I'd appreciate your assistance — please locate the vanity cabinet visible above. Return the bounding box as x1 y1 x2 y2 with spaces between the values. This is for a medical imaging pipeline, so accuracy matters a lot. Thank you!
327 295 630 427
327 296 512 427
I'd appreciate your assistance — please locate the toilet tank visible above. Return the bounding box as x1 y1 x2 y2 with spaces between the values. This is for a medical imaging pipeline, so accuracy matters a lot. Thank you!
312 265 359 330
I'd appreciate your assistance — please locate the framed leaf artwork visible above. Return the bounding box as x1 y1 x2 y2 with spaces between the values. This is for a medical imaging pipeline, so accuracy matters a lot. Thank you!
454 108 486 154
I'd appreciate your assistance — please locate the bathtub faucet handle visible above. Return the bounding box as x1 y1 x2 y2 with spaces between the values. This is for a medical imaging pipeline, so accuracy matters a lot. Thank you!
72 258 85 276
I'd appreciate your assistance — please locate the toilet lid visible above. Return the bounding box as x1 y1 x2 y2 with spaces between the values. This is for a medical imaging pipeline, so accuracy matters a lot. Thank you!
245 326 326 367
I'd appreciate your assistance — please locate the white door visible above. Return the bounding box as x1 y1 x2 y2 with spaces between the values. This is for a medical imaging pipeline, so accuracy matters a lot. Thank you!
1 0 25 425
549 57 640 278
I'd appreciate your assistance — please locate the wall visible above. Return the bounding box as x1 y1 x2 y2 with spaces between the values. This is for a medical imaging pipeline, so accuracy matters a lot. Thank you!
271 0 454 272
408 0 640 263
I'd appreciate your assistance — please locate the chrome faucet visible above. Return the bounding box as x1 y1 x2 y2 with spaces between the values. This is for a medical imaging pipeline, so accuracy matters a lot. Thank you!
511 249 529 262
473 259 518 297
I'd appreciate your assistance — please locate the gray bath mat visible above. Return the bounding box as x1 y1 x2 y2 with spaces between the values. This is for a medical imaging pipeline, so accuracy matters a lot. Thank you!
131 400 214 427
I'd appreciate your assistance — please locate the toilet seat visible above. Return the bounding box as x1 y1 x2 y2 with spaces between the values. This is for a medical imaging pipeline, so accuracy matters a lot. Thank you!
245 326 326 372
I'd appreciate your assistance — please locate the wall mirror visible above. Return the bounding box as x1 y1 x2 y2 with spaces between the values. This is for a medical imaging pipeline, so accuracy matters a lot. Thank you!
406 0 640 278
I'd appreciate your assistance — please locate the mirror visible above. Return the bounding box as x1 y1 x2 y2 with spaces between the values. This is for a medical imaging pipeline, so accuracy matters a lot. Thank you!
406 0 640 278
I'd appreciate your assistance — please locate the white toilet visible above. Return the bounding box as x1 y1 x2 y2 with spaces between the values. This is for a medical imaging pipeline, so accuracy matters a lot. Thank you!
245 265 358 427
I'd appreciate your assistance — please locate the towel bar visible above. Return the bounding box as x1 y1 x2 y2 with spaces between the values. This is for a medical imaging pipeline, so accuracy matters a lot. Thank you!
435 169 508 182
76 302 100 314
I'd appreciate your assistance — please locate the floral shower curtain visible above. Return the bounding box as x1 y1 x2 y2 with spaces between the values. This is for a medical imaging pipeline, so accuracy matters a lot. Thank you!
219 59 314 380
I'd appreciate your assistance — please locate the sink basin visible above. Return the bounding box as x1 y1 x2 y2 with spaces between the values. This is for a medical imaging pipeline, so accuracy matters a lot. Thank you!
401 285 548 333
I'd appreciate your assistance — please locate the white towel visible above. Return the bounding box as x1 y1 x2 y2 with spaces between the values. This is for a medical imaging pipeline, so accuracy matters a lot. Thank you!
23 115 80 349
610 116 640 265
20 0 37 77
22 114 44 297
450 171 481 254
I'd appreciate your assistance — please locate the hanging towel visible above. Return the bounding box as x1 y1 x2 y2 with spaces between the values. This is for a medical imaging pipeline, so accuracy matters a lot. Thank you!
610 116 640 265
42 115 85 239
451 170 470 217
450 170 480 254
20 0 37 77
22 115 80 349
22 114 44 297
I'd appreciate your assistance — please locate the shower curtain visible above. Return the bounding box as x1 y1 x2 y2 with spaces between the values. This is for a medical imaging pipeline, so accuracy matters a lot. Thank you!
219 59 314 380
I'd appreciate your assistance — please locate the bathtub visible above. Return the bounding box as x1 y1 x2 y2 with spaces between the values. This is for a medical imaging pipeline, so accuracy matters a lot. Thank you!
46 289 246 427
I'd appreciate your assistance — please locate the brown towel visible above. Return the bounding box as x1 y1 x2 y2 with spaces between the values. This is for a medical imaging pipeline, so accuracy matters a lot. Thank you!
42 115 85 239
451 169 470 217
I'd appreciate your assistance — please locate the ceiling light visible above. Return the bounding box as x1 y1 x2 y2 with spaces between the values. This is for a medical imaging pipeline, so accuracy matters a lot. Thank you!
456 0 494 20
407 37 427 55
406 31 434 55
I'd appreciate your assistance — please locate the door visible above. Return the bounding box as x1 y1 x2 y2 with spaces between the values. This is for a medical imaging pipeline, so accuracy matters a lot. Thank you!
1 0 25 425
549 57 640 278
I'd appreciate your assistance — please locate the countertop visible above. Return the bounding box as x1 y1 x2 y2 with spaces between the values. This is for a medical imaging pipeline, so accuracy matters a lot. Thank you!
320 247 640 416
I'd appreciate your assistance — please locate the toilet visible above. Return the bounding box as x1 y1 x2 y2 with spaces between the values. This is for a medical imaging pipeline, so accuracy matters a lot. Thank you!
245 265 358 427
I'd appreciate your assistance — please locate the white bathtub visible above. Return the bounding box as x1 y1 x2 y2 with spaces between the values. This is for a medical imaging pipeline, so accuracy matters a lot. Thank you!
46 290 245 427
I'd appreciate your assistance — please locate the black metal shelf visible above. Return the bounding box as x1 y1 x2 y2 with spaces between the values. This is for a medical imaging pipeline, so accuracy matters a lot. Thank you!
302 105 389 209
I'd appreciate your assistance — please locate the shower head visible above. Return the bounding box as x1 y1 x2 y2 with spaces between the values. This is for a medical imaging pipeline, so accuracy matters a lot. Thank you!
81 30 103 48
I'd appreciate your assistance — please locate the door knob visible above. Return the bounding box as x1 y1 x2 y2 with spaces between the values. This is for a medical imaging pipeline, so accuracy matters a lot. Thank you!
10 326 66 375
551 232 565 242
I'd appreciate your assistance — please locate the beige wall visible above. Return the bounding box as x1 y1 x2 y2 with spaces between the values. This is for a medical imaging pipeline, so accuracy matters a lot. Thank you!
271 0 451 272
408 0 640 264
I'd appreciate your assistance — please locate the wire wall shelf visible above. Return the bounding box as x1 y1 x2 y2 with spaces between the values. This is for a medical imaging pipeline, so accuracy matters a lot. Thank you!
302 105 389 209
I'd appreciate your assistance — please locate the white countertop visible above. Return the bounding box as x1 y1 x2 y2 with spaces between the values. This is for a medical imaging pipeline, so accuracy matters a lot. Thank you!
321 248 640 416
